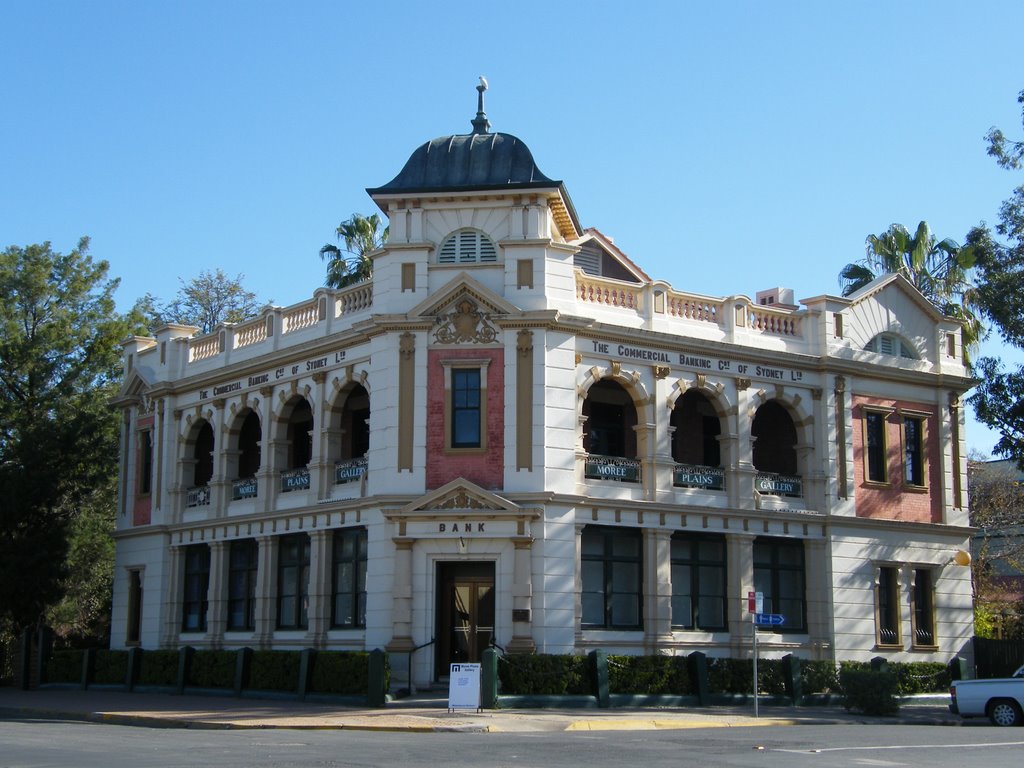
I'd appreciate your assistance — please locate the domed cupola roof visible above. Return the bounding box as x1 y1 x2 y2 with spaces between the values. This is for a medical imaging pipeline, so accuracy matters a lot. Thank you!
368 79 570 198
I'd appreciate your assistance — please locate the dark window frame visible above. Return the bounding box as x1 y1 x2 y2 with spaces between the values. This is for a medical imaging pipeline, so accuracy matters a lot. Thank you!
227 539 258 631
331 528 368 629
670 532 727 631
451 368 482 449
277 534 310 630
181 544 211 632
581 526 643 630
752 538 806 633
138 430 153 496
903 414 926 487
876 565 901 646
864 410 889 484
911 568 936 647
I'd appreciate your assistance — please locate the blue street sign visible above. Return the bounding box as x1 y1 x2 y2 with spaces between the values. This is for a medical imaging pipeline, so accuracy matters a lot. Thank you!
755 613 785 626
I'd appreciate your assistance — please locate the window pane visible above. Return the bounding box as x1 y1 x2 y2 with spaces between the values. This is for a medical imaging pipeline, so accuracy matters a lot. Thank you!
612 535 640 558
672 594 693 628
610 594 640 626
582 593 605 625
612 561 639 592
698 595 725 628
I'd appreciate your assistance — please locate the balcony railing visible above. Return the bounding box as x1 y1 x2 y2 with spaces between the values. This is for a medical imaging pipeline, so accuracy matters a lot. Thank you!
335 457 368 484
186 485 212 508
232 477 258 500
754 472 803 498
584 455 641 483
673 464 725 491
280 467 310 493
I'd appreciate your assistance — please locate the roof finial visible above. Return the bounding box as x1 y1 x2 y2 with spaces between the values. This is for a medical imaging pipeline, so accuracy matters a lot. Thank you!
471 75 490 134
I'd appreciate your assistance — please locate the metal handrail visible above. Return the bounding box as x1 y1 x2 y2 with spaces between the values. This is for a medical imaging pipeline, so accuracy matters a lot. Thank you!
407 637 435 695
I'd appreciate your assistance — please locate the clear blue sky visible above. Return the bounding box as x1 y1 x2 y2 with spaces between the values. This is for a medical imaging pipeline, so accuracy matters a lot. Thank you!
3 0 1022 455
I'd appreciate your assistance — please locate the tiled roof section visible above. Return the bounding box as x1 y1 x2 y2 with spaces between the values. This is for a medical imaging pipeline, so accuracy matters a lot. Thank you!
368 132 557 193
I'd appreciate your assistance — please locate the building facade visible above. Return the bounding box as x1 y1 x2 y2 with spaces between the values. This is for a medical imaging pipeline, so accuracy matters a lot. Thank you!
111 93 975 688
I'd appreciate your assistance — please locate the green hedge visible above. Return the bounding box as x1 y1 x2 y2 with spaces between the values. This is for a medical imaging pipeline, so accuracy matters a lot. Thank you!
138 650 179 686
839 668 899 715
498 653 593 695
800 660 839 694
93 650 129 684
188 650 237 689
309 651 369 694
608 654 692 695
249 650 299 692
45 649 83 683
707 657 786 695
891 661 951 694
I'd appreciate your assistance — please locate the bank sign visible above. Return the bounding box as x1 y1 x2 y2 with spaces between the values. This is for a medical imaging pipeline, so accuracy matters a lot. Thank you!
586 341 811 383
197 349 353 400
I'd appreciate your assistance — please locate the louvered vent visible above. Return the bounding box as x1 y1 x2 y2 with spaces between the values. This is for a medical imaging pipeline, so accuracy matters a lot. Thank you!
438 229 498 264
574 249 601 276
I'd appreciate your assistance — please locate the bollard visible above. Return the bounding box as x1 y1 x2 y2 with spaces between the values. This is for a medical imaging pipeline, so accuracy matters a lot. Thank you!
298 648 315 699
590 649 610 708
688 651 710 706
126 647 141 691
367 648 387 708
176 646 194 694
782 654 802 704
481 647 499 709
234 647 252 695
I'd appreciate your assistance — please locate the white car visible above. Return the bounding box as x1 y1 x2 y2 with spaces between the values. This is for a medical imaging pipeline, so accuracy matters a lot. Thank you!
949 665 1024 726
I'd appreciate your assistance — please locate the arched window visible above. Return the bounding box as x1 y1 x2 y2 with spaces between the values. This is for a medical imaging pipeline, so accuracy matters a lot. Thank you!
583 380 637 458
284 398 313 469
865 333 918 359
193 421 214 487
670 390 721 467
438 228 498 265
237 411 261 479
751 400 797 476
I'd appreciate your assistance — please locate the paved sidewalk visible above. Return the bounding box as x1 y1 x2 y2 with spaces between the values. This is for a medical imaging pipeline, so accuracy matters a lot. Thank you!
0 687 959 733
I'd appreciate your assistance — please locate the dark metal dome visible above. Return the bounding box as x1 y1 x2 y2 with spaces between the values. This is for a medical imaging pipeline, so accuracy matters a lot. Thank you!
368 131 558 194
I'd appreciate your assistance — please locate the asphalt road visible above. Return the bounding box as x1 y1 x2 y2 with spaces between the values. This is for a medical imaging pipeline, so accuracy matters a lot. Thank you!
1 719 1022 768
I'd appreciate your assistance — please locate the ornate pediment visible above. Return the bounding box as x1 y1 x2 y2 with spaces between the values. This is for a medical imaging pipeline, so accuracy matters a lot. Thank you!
386 478 538 520
433 296 498 344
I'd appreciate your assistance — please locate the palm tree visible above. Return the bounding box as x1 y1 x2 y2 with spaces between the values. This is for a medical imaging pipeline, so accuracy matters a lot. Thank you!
838 221 982 362
319 212 389 289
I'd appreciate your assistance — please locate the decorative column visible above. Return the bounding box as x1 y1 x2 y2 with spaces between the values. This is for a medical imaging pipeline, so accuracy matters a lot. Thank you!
834 376 848 500
726 532 755 656
206 541 227 649
507 536 536 653
305 529 331 648
161 543 184 649
385 538 416 652
804 537 831 660
397 333 415 472
257 387 275 513
634 422 656 501
644 528 673 651
209 399 228 516
309 372 330 501
154 398 165 512
253 535 276 649
730 378 756 510
515 330 534 471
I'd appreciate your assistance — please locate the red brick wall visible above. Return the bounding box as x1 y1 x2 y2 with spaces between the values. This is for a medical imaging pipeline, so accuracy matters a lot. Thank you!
850 395 941 522
426 348 504 490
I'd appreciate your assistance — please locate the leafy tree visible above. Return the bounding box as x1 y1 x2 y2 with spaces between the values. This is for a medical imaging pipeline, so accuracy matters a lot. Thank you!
838 220 981 360
0 239 136 636
319 212 389 289
154 269 263 335
969 89 1024 468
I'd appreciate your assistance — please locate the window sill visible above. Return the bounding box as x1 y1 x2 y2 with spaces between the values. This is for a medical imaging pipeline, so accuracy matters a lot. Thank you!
862 480 891 490
903 484 929 494
446 446 487 454
874 642 903 651
910 644 939 652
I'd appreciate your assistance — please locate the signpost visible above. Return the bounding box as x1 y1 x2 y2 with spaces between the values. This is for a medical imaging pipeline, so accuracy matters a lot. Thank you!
447 663 482 712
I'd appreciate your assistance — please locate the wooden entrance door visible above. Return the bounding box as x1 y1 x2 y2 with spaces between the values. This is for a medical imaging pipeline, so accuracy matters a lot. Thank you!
436 562 494 678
